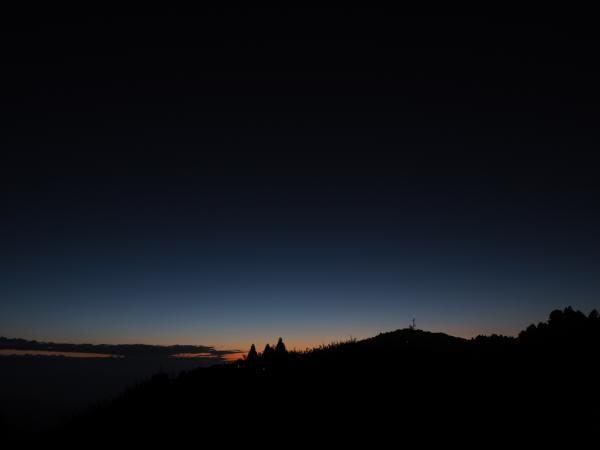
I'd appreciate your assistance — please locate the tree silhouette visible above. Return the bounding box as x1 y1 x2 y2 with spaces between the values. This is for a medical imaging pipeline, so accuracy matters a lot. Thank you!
246 344 258 367
262 343 274 365
262 343 273 356
275 337 287 355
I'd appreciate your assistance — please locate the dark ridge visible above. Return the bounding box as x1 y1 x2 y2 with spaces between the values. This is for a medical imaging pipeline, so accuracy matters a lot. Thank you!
27 307 599 444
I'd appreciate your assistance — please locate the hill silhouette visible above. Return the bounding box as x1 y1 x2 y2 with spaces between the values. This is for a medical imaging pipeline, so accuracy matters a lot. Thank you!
16 307 600 444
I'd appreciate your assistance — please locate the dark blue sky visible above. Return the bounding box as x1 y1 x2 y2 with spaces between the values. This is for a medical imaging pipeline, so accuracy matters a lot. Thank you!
1 8 599 350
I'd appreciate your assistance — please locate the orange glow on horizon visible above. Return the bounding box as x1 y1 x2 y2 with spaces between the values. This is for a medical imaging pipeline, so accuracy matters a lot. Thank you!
171 352 214 358
221 352 245 362
172 352 245 361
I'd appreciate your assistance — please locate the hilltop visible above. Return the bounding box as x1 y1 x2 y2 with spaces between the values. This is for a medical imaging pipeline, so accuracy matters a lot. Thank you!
28 307 599 444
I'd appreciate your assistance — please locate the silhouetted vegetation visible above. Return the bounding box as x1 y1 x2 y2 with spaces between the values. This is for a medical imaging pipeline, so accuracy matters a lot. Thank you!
246 343 258 367
518 307 600 350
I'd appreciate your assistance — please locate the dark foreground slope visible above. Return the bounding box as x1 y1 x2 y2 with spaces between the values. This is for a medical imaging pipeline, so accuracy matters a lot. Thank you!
32 308 600 444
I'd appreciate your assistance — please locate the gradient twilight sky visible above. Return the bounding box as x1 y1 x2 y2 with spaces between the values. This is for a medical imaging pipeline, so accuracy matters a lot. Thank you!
1 9 599 351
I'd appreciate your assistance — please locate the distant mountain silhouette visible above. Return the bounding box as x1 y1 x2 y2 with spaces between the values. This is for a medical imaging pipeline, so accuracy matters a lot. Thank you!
0 337 240 360
22 307 600 444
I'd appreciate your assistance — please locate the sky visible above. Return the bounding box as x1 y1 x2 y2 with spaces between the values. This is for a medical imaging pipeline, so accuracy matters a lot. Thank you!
1 8 599 351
